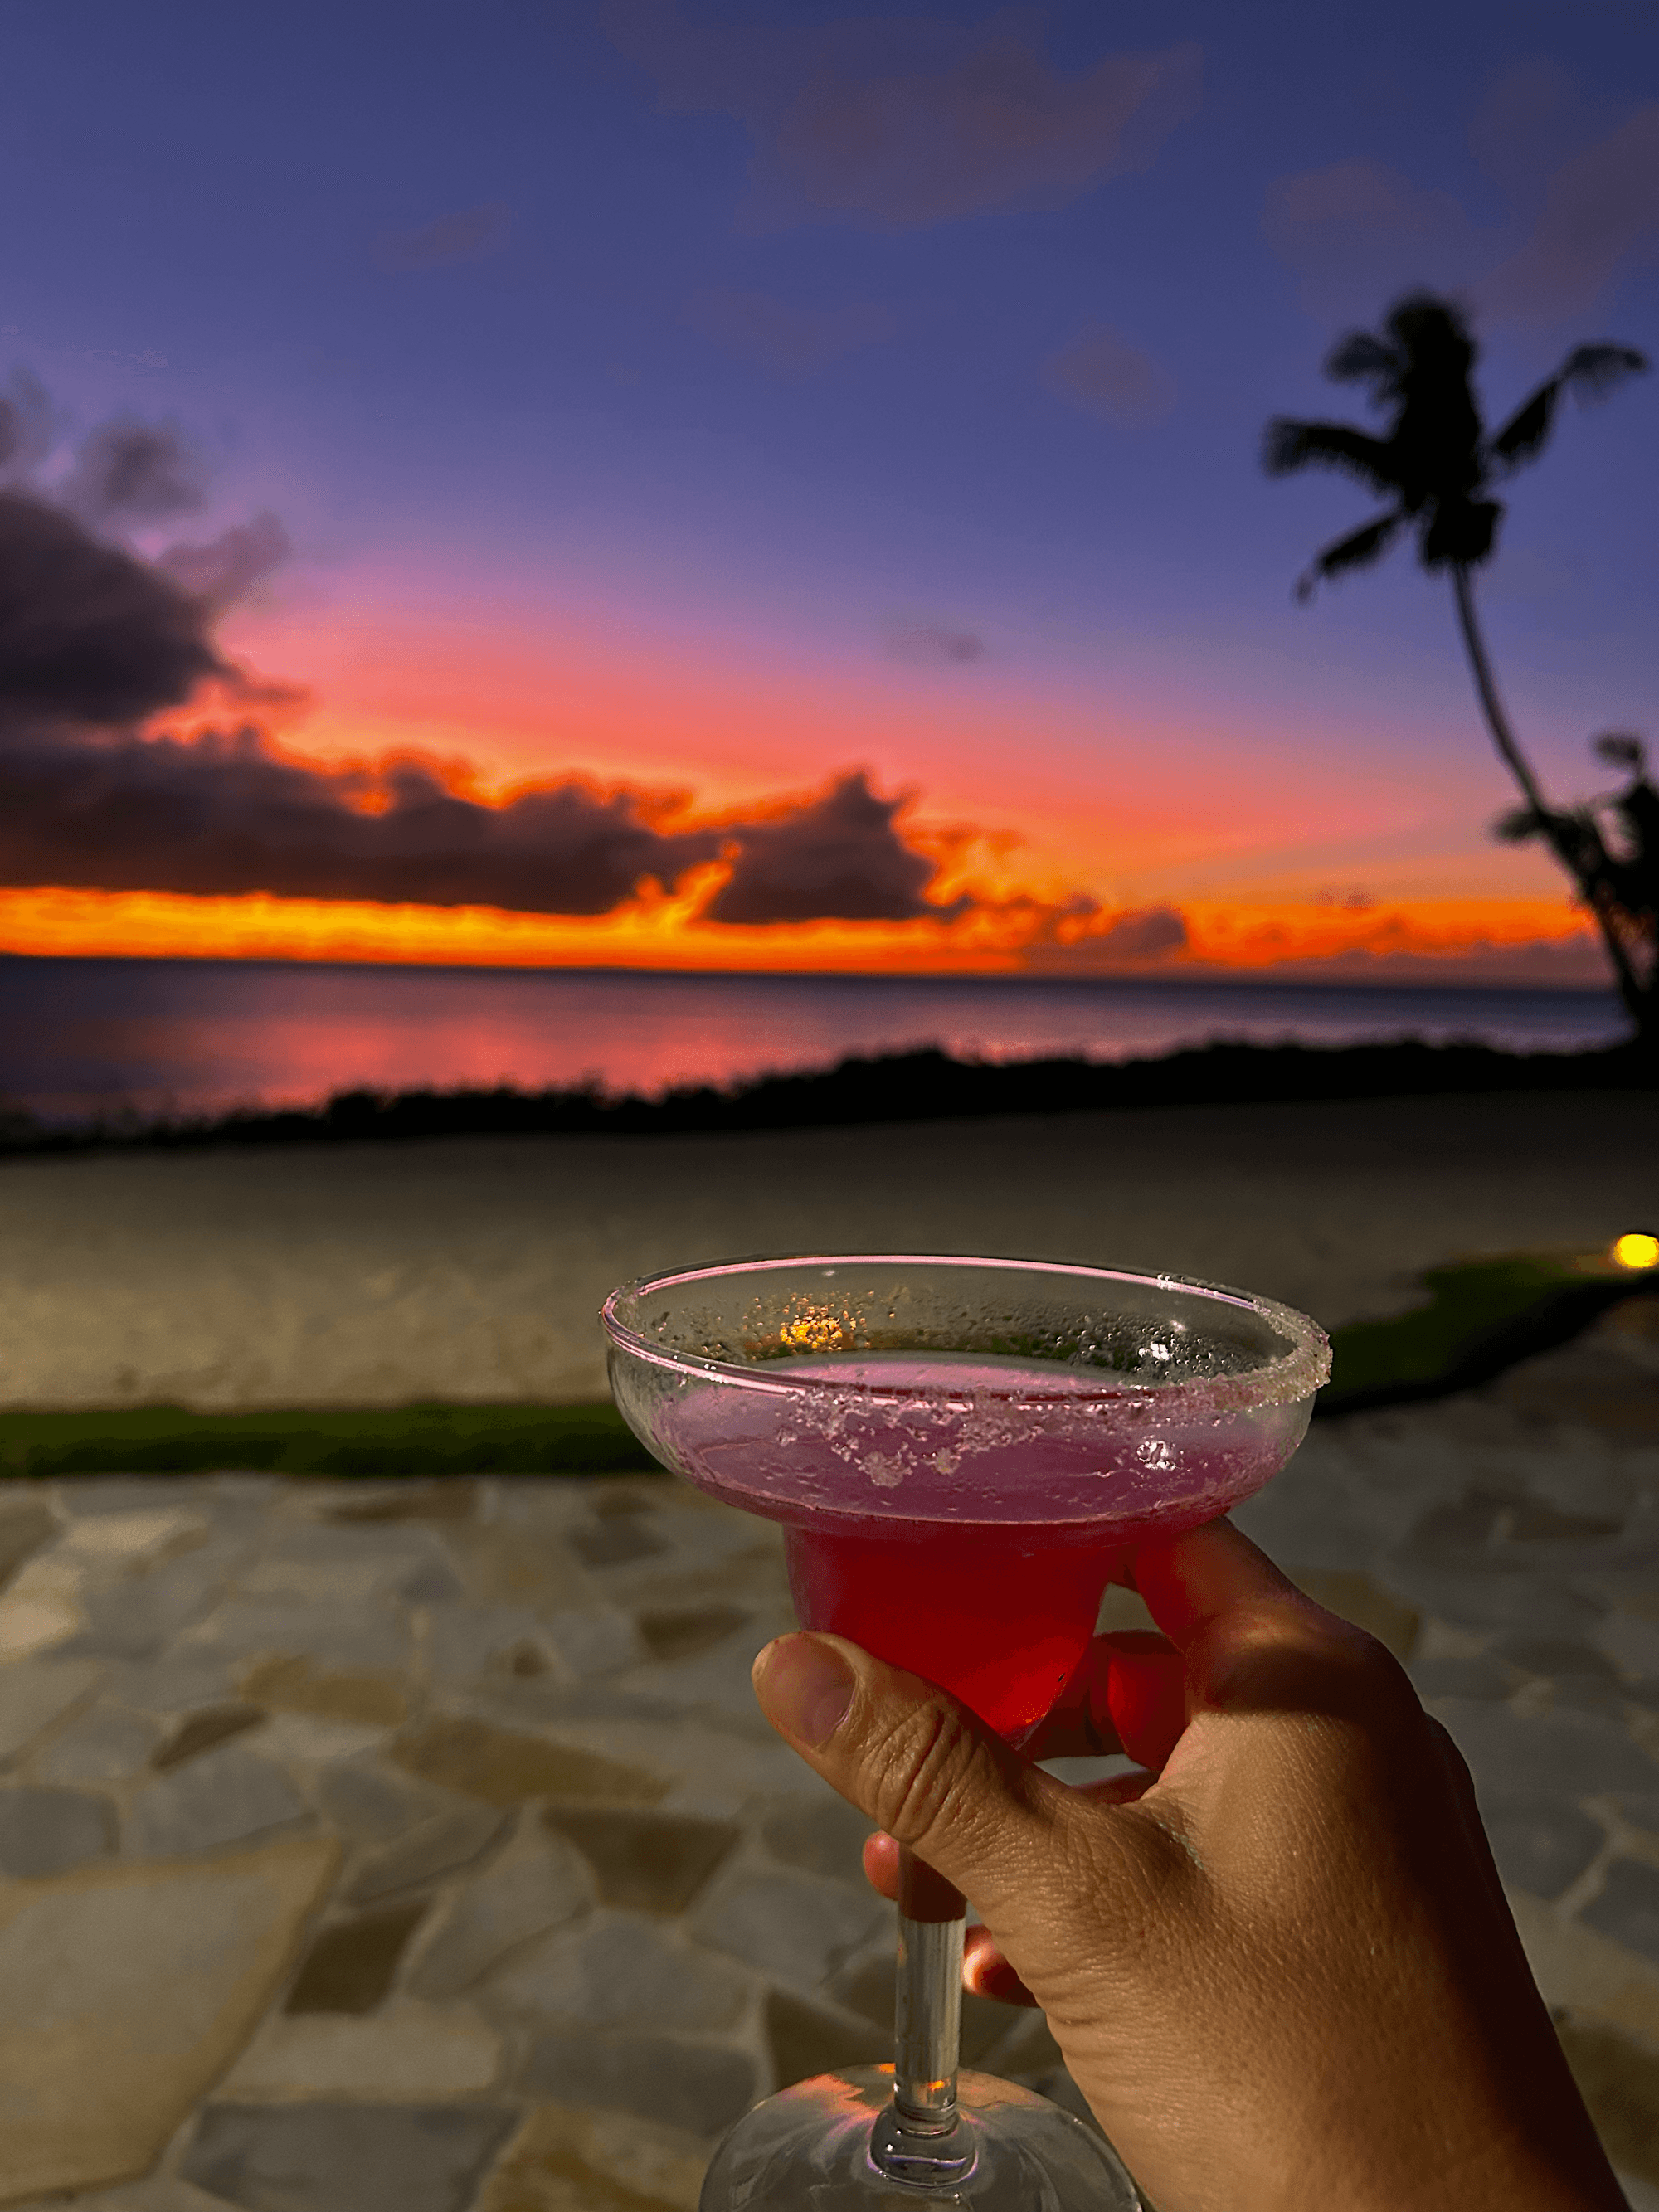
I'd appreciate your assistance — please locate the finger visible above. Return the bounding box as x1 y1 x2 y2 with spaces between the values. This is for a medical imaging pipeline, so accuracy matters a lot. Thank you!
1103 1637 1189 1772
1137 1520 1428 1748
1026 1631 1181 1766
753 1631 1111 1920
863 1826 899 1901
958 1770 1154 2005
1073 1768 1158 1809
963 1923 1037 2005
1025 1643 1124 1761
863 1762 1154 1906
1428 1719 1511 1920
1131 1518 1310 1652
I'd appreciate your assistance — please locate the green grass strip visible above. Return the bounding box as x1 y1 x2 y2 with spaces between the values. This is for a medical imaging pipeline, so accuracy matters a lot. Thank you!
2 1252 1650 1475
1321 1251 1648 1412
1326 1254 1576 1396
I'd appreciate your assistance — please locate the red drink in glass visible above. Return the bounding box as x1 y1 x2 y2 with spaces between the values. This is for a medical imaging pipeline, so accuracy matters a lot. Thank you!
662 1351 1307 1740
783 1519 1121 1740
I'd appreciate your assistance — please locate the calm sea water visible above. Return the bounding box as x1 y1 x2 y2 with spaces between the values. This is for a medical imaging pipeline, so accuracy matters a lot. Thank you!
0 955 1629 1126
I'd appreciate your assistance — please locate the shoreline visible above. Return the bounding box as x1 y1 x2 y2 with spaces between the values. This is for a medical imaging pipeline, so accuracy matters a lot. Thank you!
2 1036 1647 1157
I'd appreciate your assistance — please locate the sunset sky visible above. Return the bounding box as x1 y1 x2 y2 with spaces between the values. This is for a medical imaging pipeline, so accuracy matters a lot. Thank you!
2 0 1656 982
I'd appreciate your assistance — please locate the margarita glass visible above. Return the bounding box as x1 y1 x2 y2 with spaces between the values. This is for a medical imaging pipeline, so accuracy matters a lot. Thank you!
603 1255 1330 2210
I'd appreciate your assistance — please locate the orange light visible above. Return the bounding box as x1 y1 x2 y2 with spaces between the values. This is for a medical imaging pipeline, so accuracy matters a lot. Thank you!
1612 1233 1659 1271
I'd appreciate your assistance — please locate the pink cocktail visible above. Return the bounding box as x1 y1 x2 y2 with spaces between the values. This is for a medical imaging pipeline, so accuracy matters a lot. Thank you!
652 1343 1317 1741
604 1256 1329 2211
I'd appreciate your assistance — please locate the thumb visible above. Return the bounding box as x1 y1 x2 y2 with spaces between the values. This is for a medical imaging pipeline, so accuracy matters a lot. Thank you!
751 1631 1059 1921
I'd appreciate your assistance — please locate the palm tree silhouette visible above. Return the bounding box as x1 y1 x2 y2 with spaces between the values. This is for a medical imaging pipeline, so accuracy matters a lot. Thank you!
1263 293 1652 1039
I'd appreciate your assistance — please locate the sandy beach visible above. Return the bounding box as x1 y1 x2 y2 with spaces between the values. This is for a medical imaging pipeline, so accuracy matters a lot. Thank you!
2 1089 1654 1411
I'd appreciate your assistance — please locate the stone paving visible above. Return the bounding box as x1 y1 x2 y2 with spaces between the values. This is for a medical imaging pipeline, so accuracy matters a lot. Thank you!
0 1300 1657 2209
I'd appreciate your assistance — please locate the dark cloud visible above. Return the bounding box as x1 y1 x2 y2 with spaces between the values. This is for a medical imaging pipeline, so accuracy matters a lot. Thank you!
0 380 291 727
0 379 965 928
0 723 724 914
0 370 53 483
61 419 206 525
377 202 512 272
1044 325 1175 427
158 513 291 610
0 370 975 931
602 2 1199 231
883 620 986 665
0 697 969 928
1087 905 1188 960
707 771 961 924
682 287 895 376
0 493 226 724
1020 902 1189 971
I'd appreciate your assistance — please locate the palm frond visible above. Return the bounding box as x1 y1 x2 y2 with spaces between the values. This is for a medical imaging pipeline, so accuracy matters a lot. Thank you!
1561 343 1649 399
1262 417 1399 493
1496 804 1612 889
1295 510 1404 600
1323 329 1399 396
1594 731 1647 773
1489 378 1562 471
1493 345 1651 474
1493 805 1548 843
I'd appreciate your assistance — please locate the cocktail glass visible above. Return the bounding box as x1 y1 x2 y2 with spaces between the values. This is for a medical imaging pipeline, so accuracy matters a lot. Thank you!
603 1253 1330 2210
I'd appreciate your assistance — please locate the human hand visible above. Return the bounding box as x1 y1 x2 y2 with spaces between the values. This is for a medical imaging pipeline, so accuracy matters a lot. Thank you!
751 1520 1623 2212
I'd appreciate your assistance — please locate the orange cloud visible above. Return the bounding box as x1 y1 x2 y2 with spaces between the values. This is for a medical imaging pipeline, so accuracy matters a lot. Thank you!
0 882 1601 987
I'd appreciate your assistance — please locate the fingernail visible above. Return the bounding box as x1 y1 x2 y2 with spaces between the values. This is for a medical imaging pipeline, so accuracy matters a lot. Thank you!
753 1634 855 1748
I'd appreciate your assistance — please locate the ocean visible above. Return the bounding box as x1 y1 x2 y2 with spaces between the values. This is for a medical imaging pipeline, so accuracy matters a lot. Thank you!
0 955 1629 1129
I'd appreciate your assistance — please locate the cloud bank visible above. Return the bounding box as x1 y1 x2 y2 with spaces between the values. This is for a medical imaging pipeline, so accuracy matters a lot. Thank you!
705 771 957 924
1481 104 1659 323
0 387 977 927
0 689 966 927
0 724 724 914
1264 77 1659 326
602 1 1199 230
0 493 227 723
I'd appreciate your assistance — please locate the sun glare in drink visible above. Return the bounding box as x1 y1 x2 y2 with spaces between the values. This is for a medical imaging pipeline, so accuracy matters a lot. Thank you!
1613 1232 1659 1271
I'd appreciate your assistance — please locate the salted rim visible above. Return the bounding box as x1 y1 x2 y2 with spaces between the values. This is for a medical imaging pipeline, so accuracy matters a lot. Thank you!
601 1253 1331 1416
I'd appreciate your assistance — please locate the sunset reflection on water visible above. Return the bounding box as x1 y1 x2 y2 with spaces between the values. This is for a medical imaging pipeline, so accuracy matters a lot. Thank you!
0 958 1627 1128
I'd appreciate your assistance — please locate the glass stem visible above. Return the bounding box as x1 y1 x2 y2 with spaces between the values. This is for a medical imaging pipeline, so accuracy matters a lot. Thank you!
868 1849 976 2181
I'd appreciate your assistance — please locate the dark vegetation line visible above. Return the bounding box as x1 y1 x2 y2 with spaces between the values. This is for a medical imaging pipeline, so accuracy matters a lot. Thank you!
1 1037 1649 1155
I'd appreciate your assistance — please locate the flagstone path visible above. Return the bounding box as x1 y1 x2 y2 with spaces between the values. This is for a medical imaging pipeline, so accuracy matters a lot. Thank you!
0 1302 1657 2210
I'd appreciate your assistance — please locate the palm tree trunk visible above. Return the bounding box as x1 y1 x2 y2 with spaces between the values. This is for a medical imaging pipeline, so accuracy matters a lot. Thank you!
1451 565 1552 814
1451 564 1647 1033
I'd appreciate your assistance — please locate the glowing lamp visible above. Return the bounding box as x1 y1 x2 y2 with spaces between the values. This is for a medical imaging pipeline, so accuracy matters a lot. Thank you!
1612 1233 1659 1271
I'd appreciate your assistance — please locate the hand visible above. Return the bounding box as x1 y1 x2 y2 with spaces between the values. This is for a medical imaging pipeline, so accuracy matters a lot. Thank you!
751 1520 1623 2212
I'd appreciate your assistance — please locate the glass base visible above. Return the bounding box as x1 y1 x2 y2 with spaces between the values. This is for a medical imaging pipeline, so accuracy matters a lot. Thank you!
698 2064 1145 2210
